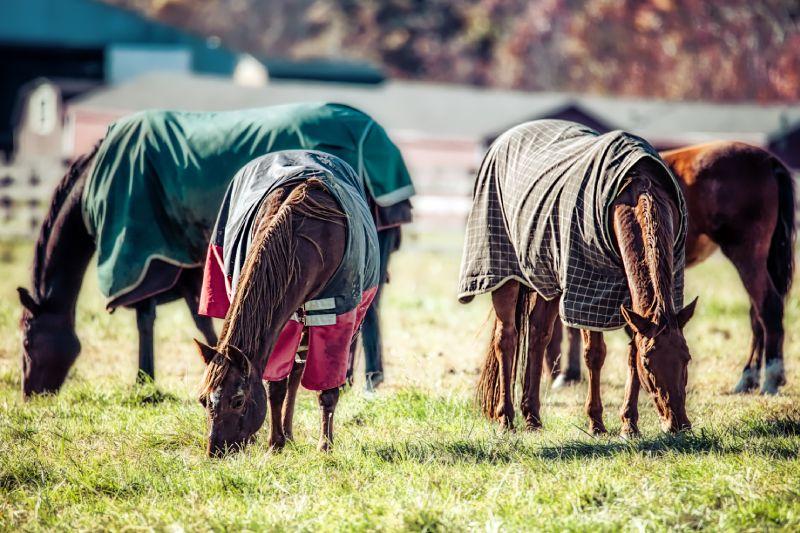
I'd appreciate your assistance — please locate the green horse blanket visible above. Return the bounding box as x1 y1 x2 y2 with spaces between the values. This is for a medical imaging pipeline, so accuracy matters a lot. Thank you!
82 103 413 301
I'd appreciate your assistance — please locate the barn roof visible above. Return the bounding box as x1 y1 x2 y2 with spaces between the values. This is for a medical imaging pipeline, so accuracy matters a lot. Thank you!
70 72 800 144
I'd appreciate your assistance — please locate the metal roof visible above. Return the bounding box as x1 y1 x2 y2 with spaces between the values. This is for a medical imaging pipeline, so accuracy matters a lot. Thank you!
70 72 800 142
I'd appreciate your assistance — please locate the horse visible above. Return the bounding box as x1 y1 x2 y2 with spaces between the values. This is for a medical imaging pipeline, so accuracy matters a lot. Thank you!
195 151 377 457
18 104 412 397
17 143 220 396
546 141 795 395
461 120 697 435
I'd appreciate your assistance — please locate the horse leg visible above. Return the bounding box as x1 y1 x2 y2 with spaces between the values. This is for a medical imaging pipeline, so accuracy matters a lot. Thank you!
620 335 640 438
565 327 583 382
361 302 383 391
544 315 563 379
282 343 307 441
583 330 608 434
733 307 764 393
267 378 289 450
363 227 397 391
345 334 358 388
722 244 785 394
520 296 560 430
553 326 583 389
759 288 785 395
135 298 156 383
487 281 520 430
317 387 340 452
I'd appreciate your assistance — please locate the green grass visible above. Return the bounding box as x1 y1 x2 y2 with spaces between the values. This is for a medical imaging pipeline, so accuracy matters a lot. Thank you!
1 235 799 531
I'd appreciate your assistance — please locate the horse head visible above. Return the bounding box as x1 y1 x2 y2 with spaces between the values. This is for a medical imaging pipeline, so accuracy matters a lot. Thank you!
196 340 267 457
621 297 698 433
18 287 81 397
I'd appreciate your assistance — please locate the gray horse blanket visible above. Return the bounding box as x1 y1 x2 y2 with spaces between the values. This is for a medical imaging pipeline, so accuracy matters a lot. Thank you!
199 150 379 390
458 120 687 330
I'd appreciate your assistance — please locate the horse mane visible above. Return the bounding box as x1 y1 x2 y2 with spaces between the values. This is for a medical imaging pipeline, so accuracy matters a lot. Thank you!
635 175 677 324
32 141 101 300
199 178 345 398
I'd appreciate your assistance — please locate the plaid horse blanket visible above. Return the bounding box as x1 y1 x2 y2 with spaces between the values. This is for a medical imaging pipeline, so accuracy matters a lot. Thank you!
458 120 687 330
199 150 379 390
82 103 412 302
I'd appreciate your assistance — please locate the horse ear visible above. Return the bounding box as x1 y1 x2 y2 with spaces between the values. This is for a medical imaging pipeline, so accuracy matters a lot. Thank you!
227 345 250 369
193 339 217 365
620 305 658 338
677 297 698 329
17 287 41 315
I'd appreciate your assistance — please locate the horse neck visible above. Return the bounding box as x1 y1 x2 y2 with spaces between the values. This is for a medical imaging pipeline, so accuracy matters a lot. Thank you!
615 175 677 323
34 168 95 320
215 187 305 371
215 181 346 372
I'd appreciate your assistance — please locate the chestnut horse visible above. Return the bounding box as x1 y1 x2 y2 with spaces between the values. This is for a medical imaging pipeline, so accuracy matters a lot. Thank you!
477 159 697 435
196 181 347 456
547 142 795 395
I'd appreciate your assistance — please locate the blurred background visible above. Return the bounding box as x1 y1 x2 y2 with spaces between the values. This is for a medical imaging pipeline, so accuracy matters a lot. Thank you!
0 0 798 244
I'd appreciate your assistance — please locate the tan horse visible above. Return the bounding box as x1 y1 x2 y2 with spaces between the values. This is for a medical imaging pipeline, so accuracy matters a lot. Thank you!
548 142 795 395
477 158 697 436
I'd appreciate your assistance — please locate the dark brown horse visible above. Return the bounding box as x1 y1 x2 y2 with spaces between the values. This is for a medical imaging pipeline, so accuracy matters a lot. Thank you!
477 159 697 435
17 146 218 396
195 180 349 457
19 105 411 398
547 142 795 395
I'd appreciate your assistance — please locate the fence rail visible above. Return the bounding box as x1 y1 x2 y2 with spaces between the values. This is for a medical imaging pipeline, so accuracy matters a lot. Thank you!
0 160 64 241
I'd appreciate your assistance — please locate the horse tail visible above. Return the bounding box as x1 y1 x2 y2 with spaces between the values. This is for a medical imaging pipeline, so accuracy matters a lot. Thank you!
767 157 796 298
476 311 501 419
476 285 530 420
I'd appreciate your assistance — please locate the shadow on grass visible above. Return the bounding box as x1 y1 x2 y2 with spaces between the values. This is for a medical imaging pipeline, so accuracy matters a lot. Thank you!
123 385 179 406
364 425 799 465
735 408 800 438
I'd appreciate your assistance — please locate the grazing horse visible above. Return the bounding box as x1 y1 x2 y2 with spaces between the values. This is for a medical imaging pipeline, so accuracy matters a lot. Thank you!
547 142 795 395
18 103 411 397
196 151 378 457
17 143 220 396
461 120 697 435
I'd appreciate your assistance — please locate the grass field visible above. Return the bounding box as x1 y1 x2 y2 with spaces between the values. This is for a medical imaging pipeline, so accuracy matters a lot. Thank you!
1 233 799 531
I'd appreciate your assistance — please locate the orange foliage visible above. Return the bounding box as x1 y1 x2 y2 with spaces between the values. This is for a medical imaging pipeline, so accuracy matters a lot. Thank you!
102 0 800 102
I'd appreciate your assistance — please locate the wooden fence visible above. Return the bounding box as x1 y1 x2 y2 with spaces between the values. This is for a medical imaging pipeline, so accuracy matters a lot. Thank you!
0 158 65 243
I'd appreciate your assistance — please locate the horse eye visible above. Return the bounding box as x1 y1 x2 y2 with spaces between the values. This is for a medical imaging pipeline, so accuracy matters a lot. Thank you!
230 395 246 410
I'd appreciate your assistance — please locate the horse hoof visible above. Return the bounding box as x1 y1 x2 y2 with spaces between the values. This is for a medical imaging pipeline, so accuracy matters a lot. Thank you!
522 414 542 431
590 424 608 435
551 374 579 390
364 372 384 392
620 430 639 441
500 418 515 432
620 423 639 439
269 436 286 451
318 440 332 452
761 360 785 396
495 405 515 431
733 368 760 394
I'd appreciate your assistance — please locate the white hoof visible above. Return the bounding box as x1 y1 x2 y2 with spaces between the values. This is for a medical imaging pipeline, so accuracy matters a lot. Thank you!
551 374 577 390
761 360 785 396
733 367 760 394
